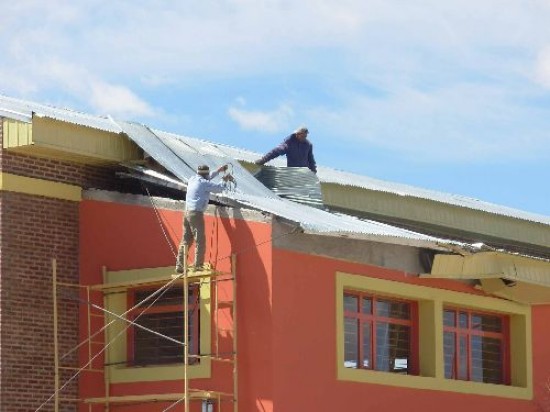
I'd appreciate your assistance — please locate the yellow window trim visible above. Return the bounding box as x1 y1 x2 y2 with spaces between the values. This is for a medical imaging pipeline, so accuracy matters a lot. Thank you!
0 172 81 202
336 272 533 400
104 266 211 383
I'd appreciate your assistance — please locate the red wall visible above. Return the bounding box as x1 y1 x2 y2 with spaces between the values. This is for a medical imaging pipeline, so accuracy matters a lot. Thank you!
79 199 549 412
272 248 547 412
79 199 274 411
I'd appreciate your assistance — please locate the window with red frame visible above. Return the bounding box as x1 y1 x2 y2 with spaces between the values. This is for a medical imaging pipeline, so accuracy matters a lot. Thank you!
343 292 418 374
128 286 200 366
443 308 509 384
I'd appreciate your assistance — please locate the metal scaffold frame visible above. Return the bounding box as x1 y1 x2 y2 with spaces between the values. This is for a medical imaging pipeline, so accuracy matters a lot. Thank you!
51 254 239 411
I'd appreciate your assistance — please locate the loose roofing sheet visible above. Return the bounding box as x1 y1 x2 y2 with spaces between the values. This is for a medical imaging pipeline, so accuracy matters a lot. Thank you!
111 120 457 250
0 94 506 250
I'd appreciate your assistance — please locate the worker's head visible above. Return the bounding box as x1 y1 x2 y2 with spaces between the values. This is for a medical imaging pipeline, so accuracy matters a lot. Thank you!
197 165 210 177
295 126 309 141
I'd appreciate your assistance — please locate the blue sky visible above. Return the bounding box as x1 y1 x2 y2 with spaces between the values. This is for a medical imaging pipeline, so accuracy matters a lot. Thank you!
1 1 549 216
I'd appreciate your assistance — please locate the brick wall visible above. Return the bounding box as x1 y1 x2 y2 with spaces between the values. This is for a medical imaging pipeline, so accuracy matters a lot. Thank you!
0 118 141 411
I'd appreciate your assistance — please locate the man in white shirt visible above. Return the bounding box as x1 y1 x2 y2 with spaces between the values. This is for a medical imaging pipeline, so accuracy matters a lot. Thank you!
176 164 233 273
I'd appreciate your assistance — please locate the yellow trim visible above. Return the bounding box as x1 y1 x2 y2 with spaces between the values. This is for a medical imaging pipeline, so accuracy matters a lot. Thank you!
0 172 81 202
336 272 532 400
429 253 550 304
2 118 33 148
104 266 211 383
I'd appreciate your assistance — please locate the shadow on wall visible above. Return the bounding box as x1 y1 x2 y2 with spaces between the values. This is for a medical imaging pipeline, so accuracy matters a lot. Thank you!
216 207 274 412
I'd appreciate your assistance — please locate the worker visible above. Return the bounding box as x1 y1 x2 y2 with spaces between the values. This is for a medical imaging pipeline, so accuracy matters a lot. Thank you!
254 126 317 173
175 164 233 273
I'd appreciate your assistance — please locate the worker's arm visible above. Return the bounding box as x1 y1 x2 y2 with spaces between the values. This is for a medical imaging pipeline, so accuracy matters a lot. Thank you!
208 164 228 180
308 145 317 173
255 137 290 165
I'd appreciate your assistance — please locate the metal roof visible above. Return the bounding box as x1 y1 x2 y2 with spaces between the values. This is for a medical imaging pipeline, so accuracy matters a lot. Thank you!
1 94 546 228
0 94 122 133
110 123 458 250
316 168 550 226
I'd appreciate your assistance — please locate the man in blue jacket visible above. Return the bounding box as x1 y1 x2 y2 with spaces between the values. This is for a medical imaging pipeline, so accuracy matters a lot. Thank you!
175 164 233 273
255 127 317 173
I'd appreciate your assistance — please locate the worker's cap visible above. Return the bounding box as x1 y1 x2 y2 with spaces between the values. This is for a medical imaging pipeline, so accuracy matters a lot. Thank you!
295 126 309 135
197 165 210 175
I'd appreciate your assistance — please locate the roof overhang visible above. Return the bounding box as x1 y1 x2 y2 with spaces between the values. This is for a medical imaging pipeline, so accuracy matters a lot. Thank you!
2 116 140 165
423 252 550 304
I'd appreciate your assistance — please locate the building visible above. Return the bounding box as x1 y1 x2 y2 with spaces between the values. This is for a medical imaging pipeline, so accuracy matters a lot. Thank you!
0 94 549 411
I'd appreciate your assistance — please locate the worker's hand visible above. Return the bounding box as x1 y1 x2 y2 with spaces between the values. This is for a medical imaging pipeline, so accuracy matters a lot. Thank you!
217 164 228 173
222 174 234 182
254 159 265 166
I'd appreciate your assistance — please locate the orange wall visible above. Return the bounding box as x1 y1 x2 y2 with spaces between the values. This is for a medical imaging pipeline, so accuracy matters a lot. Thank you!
79 199 549 411
272 248 545 412
79 199 274 411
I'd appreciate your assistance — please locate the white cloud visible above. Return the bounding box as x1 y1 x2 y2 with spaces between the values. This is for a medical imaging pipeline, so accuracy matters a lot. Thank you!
1 0 550 163
228 102 293 133
309 82 550 163
89 81 153 117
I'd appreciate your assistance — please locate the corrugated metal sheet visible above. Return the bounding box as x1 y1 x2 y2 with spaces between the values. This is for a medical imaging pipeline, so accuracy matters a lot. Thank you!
118 125 458 250
254 166 324 209
316 168 550 226
0 94 121 133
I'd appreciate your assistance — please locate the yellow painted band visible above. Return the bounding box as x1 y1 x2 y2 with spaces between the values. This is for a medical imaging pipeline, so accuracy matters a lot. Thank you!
0 172 81 202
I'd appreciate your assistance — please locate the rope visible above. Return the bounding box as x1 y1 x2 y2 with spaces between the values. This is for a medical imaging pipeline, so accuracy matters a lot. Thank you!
142 183 178 258
34 273 185 412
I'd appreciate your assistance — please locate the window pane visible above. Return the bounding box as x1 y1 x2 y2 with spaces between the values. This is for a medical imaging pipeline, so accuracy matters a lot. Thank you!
362 297 372 315
471 314 502 333
134 311 184 365
444 331 455 379
344 294 359 313
376 299 410 320
458 335 468 380
344 318 359 368
362 323 372 368
459 312 468 329
376 322 410 373
444 310 456 327
471 335 503 383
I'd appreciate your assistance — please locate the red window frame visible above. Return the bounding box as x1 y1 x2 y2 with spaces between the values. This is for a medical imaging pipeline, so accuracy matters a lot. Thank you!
126 285 200 366
343 291 419 375
443 308 510 385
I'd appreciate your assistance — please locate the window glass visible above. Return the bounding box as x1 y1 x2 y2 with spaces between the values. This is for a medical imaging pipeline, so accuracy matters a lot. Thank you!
344 294 358 313
443 310 455 327
376 299 410 320
344 318 359 368
131 286 199 366
444 309 506 384
343 292 415 375
376 322 410 373
471 314 502 333
362 297 372 315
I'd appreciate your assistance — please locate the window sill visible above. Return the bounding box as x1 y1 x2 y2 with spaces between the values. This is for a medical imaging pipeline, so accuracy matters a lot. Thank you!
338 367 532 400
109 362 210 383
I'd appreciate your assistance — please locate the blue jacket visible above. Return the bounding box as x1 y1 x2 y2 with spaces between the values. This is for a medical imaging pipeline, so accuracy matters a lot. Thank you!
185 170 225 212
260 133 317 173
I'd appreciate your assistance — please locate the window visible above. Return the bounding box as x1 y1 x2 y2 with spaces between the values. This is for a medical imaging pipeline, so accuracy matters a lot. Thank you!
128 286 200 366
343 291 417 374
443 308 509 384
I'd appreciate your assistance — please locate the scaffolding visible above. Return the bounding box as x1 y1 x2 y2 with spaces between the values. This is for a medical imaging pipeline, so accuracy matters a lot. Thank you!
52 252 238 411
